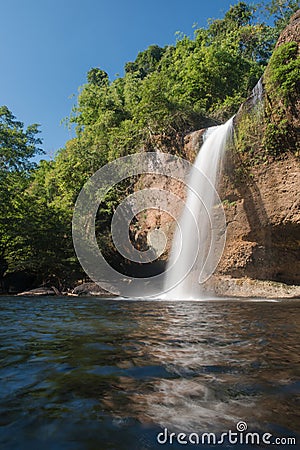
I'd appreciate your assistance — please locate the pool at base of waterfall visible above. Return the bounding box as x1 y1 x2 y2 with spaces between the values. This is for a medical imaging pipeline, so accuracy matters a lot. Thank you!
0 296 299 449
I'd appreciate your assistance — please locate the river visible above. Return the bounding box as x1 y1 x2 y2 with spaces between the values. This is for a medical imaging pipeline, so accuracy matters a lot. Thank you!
0 296 299 449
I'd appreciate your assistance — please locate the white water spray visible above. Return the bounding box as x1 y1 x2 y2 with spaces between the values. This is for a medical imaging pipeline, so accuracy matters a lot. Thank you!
164 117 234 299
251 77 264 105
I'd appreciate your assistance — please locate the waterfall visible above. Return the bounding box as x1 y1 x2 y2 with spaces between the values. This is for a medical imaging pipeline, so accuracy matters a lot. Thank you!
251 77 264 105
164 117 234 299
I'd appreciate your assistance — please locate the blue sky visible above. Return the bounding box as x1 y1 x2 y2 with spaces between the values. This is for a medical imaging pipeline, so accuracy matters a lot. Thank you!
1 0 256 158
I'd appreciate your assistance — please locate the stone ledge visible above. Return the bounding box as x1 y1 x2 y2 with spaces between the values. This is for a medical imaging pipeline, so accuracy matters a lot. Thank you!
204 276 300 299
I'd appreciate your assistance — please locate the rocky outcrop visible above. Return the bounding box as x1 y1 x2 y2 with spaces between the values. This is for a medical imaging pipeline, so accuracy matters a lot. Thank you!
72 282 116 297
204 276 300 299
217 151 299 284
275 9 300 49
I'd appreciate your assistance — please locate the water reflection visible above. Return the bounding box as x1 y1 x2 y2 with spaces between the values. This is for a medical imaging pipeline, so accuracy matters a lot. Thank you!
127 301 300 434
0 297 299 449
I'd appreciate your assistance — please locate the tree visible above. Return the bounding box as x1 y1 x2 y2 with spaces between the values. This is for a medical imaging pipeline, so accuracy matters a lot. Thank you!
0 106 43 286
264 0 299 33
207 1 253 38
0 106 43 173
87 67 109 86
125 45 166 78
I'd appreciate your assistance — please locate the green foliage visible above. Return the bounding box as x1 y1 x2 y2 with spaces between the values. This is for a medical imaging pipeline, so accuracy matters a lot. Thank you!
265 41 299 105
0 106 43 173
66 1 279 165
222 199 237 207
125 45 166 78
0 107 78 288
87 67 109 86
263 120 288 155
264 0 299 33
263 41 300 155
0 107 38 279
234 38 299 163
234 103 267 165
207 2 277 65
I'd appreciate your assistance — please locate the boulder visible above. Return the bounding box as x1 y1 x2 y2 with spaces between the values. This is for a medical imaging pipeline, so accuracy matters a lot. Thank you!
72 282 115 297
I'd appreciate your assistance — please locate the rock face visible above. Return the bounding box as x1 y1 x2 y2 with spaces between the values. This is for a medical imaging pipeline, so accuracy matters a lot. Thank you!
204 276 300 299
275 9 300 49
218 154 299 284
217 10 300 286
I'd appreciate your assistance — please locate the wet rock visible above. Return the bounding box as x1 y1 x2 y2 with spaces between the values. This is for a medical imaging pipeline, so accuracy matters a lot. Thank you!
72 282 115 297
17 287 56 296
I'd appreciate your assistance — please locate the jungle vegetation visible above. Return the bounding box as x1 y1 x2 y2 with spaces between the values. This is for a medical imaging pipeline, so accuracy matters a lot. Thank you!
0 1 298 289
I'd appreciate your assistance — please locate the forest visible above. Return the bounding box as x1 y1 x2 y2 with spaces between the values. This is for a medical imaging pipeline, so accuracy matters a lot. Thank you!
0 0 299 291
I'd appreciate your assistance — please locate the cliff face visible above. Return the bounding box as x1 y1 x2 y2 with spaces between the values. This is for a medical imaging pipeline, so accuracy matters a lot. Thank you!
275 9 300 48
219 153 299 284
135 11 300 288
218 10 300 285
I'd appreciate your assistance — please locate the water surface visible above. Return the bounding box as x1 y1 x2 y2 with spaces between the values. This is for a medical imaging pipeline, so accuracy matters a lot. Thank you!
0 296 299 449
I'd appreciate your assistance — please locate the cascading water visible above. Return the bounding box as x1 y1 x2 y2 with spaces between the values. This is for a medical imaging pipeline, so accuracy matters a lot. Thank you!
164 117 234 299
251 77 264 105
